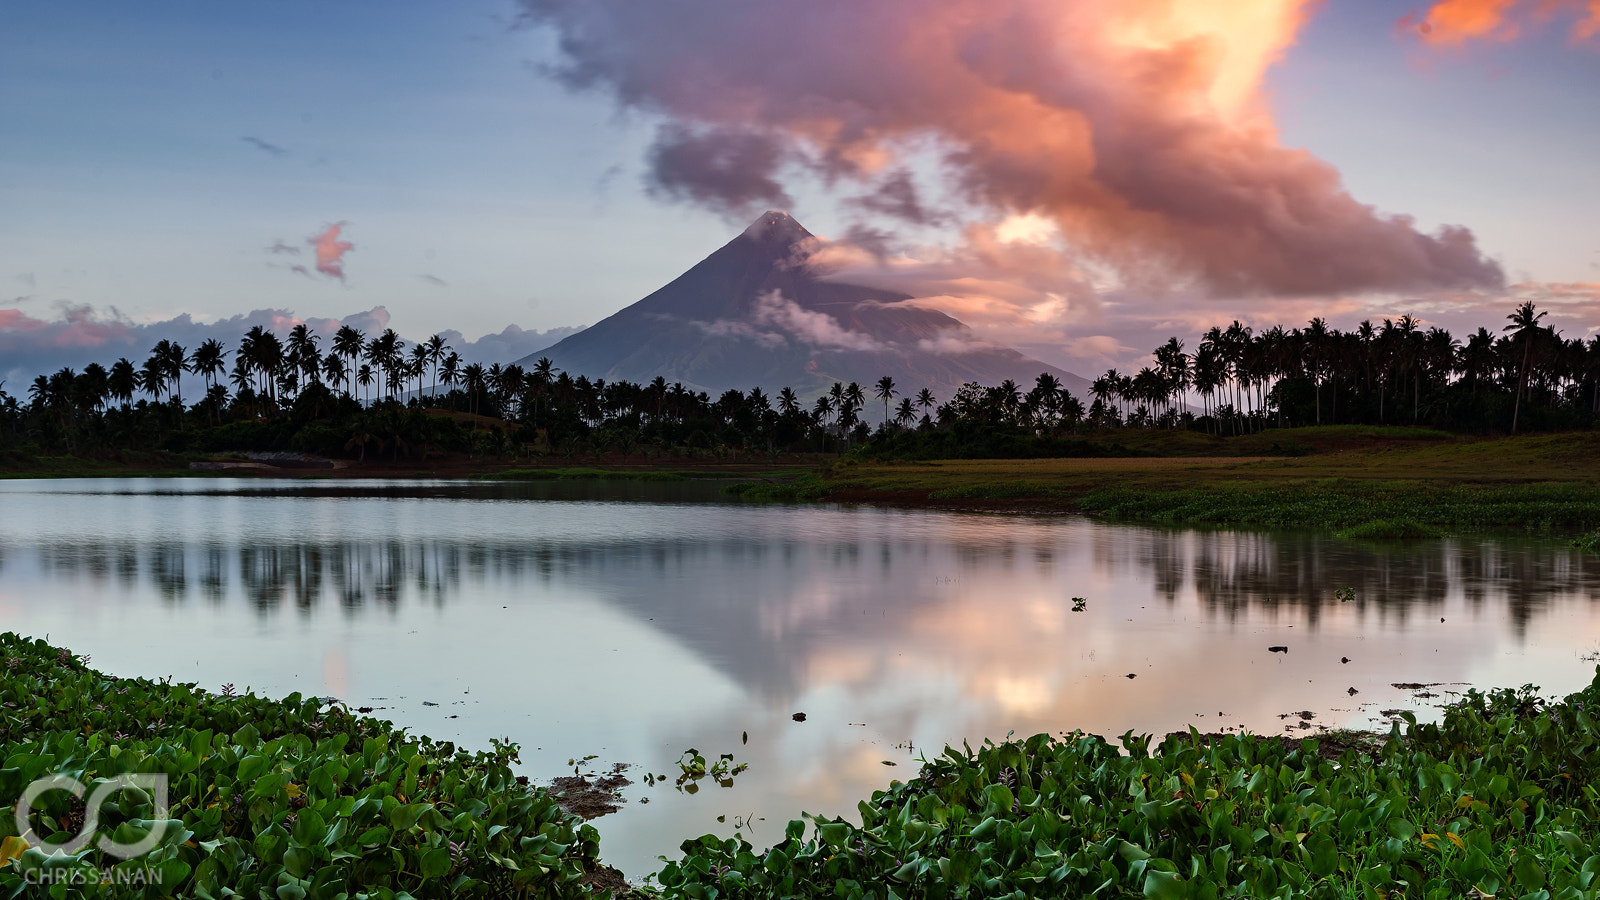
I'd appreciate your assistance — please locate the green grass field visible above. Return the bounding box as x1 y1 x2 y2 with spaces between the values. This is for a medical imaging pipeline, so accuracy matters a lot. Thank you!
760 429 1600 532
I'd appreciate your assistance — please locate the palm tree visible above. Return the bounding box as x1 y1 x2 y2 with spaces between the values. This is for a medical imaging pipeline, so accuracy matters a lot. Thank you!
916 388 936 416
332 325 365 399
1504 301 1548 434
777 387 800 416
108 358 136 411
440 352 461 409
139 356 166 403
873 375 897 427
461 363 486 416
356 364 375 406
193 339 227 424
894 397 916 428
410 343 431 403
193 339 226 394
285 324 319 398
426 334 446 401
321 353 348 398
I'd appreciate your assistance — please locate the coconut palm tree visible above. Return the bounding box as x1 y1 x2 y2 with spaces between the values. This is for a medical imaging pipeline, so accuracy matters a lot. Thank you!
1504 301 1548 434
777 387 800 416
321 353 348 400
108 359 137 411
873 375 897 427
440 352 461 409
332 325 365 399
357 364 375 407
894 397 916 428
425 334 446 400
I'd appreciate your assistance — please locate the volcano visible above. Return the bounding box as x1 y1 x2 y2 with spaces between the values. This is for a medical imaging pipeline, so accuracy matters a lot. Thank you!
516 211 1087 399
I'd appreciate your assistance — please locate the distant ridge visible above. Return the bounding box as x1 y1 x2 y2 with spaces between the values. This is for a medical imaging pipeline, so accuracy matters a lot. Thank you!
516 211 1088 399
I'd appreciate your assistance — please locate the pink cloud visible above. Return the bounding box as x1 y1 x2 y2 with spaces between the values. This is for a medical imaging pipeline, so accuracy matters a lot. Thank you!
308 223 355 281
1401 0 1600 46
523 0 1504 298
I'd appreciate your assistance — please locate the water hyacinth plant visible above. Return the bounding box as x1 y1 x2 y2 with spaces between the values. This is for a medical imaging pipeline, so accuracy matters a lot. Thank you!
0 633 608 898
652 676 1600 899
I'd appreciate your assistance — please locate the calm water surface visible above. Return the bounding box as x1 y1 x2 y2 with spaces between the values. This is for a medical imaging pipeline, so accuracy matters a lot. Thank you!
2 477 1598 877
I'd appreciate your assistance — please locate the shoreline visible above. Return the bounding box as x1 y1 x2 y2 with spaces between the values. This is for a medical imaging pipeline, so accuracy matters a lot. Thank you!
6 428 1600 536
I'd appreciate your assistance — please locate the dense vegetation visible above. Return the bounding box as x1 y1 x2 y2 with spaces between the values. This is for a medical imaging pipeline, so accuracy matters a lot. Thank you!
655 673 1600 899
0 633 607 898
1 301 1595 466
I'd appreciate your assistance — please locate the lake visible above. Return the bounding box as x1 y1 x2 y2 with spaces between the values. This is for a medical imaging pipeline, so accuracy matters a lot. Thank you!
1 477 1597 878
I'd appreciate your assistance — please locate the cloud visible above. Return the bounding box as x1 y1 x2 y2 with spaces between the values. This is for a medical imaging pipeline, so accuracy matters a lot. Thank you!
0 304 591 387
0 305 369 385
521 0 1505 298
689 316 788 347
242 136 289 157
751 290 887 351
418 274 448 287
266 240 300 255
1062 335 1137 364
645 124 793 217
845 168 945 225
308 223 355 281
439 323 589 364
1401 0 1600 45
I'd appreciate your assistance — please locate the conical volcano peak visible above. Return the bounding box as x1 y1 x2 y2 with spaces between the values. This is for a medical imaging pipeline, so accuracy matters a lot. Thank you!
742 209 813 246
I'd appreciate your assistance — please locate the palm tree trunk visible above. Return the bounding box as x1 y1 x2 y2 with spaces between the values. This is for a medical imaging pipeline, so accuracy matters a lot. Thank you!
1512 340 1532 434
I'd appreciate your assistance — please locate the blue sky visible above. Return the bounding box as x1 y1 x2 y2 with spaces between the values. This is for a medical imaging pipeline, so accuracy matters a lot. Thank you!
2 0 1596 384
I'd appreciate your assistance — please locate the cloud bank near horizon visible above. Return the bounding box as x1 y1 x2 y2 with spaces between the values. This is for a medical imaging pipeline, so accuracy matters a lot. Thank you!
521 0 1506 304
0 305 584 389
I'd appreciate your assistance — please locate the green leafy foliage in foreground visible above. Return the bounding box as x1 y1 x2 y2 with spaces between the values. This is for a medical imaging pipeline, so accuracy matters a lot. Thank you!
1575 530 1600 554
1079 481 1600 532
0 633 603 898
655 676 1600 899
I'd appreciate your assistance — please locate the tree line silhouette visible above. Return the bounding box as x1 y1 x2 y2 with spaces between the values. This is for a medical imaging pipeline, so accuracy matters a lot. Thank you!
1 301 1594 463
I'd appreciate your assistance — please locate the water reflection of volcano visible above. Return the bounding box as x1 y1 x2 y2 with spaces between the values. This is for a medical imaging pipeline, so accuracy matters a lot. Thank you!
27 522 1600 701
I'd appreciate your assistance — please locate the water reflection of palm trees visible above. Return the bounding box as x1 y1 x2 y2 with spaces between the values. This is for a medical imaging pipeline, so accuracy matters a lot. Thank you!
22 530 1600 642
1114 530 1600 637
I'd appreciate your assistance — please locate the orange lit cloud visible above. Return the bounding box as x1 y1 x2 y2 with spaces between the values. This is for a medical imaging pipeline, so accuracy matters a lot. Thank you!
1402 0 1600 45
524 0 1504 299
308 223 355 281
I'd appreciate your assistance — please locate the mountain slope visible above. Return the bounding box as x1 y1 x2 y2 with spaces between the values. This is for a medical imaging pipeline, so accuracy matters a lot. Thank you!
516 211 1088 399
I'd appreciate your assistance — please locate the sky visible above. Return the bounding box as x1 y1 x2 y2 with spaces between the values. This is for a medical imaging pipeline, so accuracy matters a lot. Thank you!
2 0 1597 388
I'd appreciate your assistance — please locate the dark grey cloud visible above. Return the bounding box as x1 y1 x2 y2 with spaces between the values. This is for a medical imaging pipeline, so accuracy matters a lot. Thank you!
645 124 793 218
846 168 945 225
242 136 289 157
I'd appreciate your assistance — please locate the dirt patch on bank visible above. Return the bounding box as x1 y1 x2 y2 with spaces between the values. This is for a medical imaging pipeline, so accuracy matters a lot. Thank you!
550 765 633 820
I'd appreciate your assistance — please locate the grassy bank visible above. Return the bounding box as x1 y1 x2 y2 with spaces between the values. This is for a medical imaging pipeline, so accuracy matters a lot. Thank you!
729 430 1600 533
